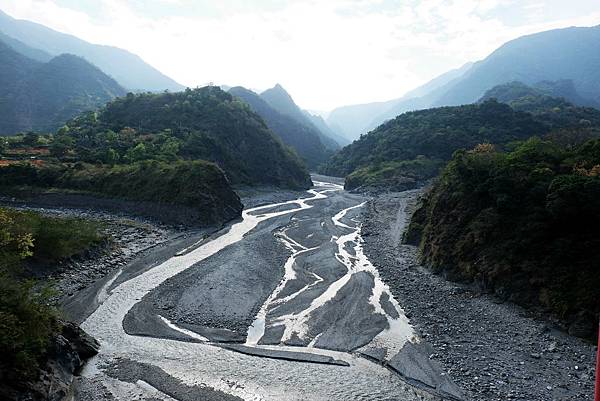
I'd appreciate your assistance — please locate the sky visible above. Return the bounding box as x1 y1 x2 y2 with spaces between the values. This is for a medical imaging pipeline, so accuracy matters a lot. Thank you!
2 0 600 111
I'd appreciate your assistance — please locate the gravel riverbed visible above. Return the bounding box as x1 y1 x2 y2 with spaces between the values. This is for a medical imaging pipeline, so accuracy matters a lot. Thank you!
361 191 597 401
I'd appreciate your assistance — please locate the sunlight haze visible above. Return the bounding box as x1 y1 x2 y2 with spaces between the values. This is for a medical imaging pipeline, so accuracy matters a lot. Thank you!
2 0 600 110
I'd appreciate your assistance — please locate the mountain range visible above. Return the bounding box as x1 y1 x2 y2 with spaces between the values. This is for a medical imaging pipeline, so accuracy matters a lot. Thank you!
0 39 126 134
326 62 474 141
229 84 344 169
323 81 600 190
0 9 183 92
328 25 600 142
260 84 341 150
229 86 332 169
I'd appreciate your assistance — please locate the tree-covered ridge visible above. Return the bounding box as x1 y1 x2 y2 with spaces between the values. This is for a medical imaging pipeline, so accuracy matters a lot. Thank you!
480 81 600 131
0 40 126 135
322 100 547 189
405 138 600 337
0 161 243 226
229 86 331 169
58 86 312 189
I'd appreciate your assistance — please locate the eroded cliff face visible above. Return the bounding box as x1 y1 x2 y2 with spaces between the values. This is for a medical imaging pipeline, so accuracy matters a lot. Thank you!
0 160 244 228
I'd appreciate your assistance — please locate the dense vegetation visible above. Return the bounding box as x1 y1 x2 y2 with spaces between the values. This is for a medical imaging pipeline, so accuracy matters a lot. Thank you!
229 86 332 169
344 157 444 192
55 87 311 188
480 81 600 131
0 208 102 382
0 87 310 227
0 39 126 134
0 160 243 226
405 138 600 336
322 100 547 189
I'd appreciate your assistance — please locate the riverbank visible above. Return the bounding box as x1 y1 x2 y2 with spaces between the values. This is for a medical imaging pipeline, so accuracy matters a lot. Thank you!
1 205 178 301
0 203 186 401
361 191 597 401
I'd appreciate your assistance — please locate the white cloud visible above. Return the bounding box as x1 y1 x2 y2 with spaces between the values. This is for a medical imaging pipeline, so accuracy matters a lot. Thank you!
2 0 600 110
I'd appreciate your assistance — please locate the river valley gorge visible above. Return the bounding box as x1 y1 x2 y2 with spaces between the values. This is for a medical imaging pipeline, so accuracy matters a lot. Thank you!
65 177 460 401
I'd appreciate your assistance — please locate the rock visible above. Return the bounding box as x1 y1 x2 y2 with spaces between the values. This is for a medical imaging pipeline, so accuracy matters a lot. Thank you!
567 311 595 338
0 321 99 401
60 320 100 362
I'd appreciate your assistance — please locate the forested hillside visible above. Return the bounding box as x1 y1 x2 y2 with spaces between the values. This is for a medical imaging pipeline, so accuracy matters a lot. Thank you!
58 87 311 188
0 40 126 134
229 86 331 169
405 138 600 337
480 81 600 130
322 100 547 190
0 161 242 226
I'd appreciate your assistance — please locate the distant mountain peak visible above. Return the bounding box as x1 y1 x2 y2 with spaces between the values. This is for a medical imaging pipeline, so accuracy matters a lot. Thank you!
0 39 126 134
261 84 295 104
0 9 183 92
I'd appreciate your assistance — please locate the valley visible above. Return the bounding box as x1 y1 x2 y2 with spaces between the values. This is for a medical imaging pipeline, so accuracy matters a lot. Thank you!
51 176 454 401
0 5 599 401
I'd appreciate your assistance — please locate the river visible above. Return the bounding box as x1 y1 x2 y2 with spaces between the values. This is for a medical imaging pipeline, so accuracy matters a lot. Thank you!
76 178 454 401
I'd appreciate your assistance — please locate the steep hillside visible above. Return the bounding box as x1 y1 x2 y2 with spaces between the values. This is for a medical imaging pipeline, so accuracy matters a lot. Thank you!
480 81 600 134
304 112 348 146
229 86 331 169
328 25 600 142
433 25 600 107
326 62 473 141
260 84 340 150
0 161 242 226
0 30 51 62
322 100 546 189
0 41 126 134
406 138 600 337
0 9 183 92
59 86 311 188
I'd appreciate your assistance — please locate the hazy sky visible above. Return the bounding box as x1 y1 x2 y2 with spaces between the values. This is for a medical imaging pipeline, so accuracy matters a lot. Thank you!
3 0 600 111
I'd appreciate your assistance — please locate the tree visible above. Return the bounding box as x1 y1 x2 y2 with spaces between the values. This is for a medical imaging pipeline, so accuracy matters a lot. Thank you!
125 142 147 163
22 132 40 147
0 137 8 154
50 135 74 157
159 137 180 161
106 148 120 165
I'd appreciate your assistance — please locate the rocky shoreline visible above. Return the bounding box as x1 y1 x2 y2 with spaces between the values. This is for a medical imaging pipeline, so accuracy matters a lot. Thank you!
361 191 597 401
0 202 190 401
